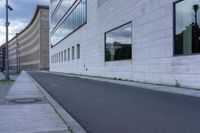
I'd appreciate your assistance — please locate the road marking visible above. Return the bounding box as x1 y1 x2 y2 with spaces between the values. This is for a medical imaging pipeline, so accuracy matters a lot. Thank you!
51 84 59 87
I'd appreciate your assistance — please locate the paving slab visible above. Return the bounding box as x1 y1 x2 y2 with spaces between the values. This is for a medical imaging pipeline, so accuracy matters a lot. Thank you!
0 104 68 133
6 72 44 101
1 71 69 133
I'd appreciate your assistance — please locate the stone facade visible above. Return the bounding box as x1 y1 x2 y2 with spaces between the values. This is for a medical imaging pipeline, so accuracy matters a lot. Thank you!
8 5 49 71
50 0 200 89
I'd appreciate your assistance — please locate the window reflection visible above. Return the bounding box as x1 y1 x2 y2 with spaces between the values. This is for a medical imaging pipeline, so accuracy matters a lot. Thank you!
51 0 87 46
51 0 76 31
105 22 132 61
51 0 60 15
175 0 200 55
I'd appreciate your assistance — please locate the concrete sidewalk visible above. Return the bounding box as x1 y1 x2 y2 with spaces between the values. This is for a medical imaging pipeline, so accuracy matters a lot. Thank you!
6 72 44 101
0 71 69 133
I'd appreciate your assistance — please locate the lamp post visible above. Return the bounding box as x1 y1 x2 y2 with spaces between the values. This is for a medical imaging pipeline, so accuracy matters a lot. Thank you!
193 4 199 26
5 0 13 80
193 4 199 53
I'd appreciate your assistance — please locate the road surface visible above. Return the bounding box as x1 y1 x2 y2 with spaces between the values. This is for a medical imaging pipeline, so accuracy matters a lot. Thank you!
29 72 200 133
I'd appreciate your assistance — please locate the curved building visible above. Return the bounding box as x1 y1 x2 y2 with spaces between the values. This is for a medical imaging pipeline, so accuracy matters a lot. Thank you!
8 5 49 71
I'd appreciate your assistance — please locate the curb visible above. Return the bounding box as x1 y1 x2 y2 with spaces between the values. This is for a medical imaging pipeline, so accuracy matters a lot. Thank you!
44 71 200 98
28 73 87 133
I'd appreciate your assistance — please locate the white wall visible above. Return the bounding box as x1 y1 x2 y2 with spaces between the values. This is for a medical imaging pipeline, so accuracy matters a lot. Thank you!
50 0 200 89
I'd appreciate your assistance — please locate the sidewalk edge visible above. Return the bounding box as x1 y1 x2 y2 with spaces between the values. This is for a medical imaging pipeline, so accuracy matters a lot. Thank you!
28 73 87 133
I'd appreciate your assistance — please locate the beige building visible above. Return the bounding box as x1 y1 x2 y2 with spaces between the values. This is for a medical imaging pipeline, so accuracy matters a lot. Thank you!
8 5 49 71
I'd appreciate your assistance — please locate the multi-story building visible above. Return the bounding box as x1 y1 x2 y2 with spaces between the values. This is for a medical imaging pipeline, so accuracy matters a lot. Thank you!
50 0 200 89
0 44 5 72
8 5 49 71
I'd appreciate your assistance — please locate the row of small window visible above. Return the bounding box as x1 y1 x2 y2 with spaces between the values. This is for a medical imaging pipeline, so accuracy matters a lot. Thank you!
51 0 87 46
51 44 80 64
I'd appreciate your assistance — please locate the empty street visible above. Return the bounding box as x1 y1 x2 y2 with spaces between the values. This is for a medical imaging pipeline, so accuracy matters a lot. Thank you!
29 72 200 133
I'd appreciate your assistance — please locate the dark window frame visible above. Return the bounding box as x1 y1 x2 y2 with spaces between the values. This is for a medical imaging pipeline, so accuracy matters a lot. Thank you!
51 0 87 48
51 0 81 35
173 0 200 56
51 0 62 17
104 21 133 62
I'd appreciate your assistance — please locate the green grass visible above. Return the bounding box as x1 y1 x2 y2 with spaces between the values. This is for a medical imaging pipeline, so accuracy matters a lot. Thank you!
175 80 181 88
68 127 74 133
113 77 118 80
0 79 15 84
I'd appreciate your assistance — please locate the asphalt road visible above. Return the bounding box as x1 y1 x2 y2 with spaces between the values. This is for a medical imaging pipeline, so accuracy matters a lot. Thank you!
29 72 200 133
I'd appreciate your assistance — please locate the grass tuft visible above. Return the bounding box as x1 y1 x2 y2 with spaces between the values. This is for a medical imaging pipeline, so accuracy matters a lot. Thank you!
175 80 181 88
68 127 74 133
0 79 15 84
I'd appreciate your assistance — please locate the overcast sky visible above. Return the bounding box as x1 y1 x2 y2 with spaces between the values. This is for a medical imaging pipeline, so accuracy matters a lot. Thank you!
0 0 49 46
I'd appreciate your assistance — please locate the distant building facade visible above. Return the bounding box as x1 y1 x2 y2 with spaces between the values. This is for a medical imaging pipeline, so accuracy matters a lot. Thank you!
8 5 49 71
0 44 5 72
50 0 200 89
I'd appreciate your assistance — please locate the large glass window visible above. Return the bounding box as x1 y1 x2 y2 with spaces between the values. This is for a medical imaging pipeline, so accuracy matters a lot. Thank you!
174 0 200 55
51 0 76 31
51 0 60 15
51 0 87 46
105 22 132 61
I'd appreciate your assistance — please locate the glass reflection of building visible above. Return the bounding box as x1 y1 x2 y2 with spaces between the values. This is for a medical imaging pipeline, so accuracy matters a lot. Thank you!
175 0 200 55
50 0 87 46
105 22 132 61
